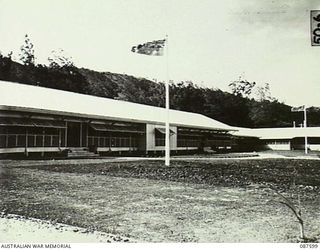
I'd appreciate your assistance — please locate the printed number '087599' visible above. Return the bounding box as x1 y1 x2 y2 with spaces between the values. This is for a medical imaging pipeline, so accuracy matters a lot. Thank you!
300 244 318 248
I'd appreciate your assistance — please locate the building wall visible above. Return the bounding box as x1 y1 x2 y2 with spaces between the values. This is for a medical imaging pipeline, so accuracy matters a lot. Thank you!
0 147 66 154
309 144 320 151
146 124 177 151
0 110 147 156
2 109 319 157
249 138 320 151
292 143 320 151
265 143 291 150
0 111 67 155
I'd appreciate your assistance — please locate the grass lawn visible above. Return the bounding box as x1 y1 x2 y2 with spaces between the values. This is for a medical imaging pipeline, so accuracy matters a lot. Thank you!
0 158 319 242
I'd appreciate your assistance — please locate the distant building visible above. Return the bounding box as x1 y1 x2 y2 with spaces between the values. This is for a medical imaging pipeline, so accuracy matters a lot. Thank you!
234 127 320 151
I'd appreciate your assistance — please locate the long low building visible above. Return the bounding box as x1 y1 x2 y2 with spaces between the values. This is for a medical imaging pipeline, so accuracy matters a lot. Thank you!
0 80 236 157
1 80 319 158
234 127 320 151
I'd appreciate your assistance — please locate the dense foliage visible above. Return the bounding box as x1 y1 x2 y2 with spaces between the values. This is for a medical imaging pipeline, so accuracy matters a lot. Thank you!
0 55 319 128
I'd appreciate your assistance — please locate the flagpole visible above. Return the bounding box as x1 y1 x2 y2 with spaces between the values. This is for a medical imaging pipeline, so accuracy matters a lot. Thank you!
304 106 308 154
131 37 169 164
165 34 170 166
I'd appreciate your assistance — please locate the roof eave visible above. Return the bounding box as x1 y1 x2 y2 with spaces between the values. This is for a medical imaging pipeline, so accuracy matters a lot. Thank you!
0 105 235 132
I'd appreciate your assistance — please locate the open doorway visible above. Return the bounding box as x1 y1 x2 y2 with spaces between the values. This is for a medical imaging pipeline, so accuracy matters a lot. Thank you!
67 122 80 147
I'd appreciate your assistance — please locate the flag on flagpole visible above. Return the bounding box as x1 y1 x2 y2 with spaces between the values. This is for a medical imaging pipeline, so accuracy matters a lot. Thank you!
131 39 166 56
291 105 305 112
131 36 170 165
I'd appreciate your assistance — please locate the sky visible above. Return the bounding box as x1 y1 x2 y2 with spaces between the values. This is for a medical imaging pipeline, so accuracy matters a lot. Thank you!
0 0 320 107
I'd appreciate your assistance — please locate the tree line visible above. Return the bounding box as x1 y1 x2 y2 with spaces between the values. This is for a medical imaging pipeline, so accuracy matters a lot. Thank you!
1 34 319 128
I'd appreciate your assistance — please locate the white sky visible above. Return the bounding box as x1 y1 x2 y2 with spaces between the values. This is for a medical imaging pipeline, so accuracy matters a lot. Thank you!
0 0 320 106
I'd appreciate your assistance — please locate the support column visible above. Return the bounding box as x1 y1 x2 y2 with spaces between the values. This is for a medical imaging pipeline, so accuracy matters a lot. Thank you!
58 129 61 149
41 129 45 157
65 121 68 148
25 128 29 157
86 123 89 148
80 122 83 148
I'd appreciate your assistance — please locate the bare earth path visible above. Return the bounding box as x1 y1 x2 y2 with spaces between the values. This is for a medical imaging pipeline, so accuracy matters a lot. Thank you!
0 214 131 242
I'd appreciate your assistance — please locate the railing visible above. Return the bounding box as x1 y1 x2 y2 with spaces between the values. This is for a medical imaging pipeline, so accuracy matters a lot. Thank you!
177 139 234 148
206 139 235 146
0 134 60 148
266 141 290 145
177 139 200 147
87 136 138 148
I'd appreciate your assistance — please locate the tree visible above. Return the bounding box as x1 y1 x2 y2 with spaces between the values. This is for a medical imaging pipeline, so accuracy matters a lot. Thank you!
48 49 74 69
7 51 13 59
248 100 292 127
170 81 206 113
254 83 275 102
0 51 14 81
19 34 35 66
115 76 164 107
306 107 320 127
229 77 256 98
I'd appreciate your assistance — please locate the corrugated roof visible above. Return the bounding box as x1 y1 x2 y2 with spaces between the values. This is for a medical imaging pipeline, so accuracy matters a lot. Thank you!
233 127 320 139
0 80 234 131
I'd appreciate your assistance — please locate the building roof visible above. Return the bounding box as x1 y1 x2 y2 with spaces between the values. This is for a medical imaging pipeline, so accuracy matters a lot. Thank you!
0 80 234 131
233 127 320 140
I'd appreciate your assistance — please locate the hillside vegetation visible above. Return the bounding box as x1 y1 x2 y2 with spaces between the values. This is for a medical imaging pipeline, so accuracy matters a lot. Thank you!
1 54 319 128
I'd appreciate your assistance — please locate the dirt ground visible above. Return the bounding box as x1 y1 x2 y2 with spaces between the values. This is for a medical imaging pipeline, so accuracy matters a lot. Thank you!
0 157 319 242
0 214 131 242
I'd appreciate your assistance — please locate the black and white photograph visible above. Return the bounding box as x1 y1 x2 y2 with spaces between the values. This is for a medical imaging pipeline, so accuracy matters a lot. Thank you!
0 0 320 247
